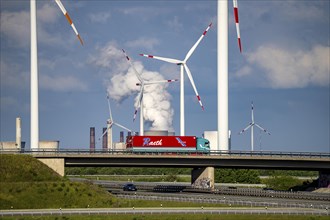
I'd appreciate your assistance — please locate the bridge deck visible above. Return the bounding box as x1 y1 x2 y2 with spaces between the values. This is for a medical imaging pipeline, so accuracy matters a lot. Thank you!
23 150 330 171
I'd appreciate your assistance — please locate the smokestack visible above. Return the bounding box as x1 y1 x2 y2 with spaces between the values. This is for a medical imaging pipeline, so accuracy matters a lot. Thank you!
120 131 124 142
90 127 95 152
16 117 21 150
102 127 107 150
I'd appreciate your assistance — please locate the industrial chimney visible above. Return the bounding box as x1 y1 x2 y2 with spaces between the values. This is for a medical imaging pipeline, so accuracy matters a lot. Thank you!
102 127 107 150
90 127 95 153
120 131 124 143
16 117 21 150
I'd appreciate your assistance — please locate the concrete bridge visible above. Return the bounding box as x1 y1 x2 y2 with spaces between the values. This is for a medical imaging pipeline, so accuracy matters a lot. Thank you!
27 150 330 190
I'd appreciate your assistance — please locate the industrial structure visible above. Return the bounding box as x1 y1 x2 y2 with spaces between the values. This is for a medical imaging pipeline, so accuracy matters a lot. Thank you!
1 117 59 151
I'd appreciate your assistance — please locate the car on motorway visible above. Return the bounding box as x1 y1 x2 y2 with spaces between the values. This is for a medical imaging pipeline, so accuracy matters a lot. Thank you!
123 183 137 191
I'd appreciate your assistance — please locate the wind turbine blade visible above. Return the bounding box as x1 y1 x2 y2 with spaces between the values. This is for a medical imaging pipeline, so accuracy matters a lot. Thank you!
183 64 204 110
122 49 143 83
55 0 83 45
238 123 252 135
255 123 271 135
144 79 178 85
233 0 242 53
133 86 144 122
251 101 254 123
113 122 131 132
133 109 138 122
140 54 182 64
106 94 113 121
184 22 212 62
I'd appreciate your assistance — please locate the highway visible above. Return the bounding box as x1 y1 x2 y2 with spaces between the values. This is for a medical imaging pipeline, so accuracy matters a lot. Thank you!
114 191 329 210
69 178 330 210
0 207 329 217
76 178 330 202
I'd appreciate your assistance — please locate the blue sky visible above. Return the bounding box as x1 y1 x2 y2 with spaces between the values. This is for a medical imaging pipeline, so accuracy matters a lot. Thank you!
1 0 329 153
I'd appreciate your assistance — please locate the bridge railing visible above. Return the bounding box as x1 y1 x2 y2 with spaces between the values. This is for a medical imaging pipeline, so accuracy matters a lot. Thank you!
1 148 329 159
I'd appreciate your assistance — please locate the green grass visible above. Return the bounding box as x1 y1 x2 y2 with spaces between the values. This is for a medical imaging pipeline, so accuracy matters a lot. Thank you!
0 155 116 209
0 181 116 209
0 154 230 210
0 154 62 182
1 214 328 220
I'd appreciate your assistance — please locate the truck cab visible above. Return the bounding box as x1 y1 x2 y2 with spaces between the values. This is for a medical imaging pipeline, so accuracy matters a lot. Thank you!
196 137 210 153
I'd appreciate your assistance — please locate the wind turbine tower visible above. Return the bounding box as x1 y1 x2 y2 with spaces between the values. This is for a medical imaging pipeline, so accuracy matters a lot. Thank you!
30 0 83 150
218 0 242 151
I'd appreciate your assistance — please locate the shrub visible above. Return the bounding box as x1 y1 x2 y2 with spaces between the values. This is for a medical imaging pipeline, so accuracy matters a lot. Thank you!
264 175 302 191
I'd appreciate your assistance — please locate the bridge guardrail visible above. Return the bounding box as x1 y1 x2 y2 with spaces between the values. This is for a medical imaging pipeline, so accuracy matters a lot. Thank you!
1 149 329 159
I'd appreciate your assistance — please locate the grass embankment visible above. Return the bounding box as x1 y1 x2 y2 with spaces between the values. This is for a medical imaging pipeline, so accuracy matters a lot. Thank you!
0 155 229 210
0 155 116 209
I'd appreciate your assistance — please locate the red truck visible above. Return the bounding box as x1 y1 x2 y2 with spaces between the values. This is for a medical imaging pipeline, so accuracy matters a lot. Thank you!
126 136 210 153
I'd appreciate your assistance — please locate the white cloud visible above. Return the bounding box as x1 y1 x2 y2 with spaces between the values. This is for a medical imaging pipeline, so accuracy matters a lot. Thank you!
0 2 78 48
0 60 28 90
277 1 326 22
89 12 111 23
118 6 172 22
39 74 88 92
38 2 60 24
120 6 161 17
235 65 252 78
159 63 180 82
166 16 183 31
236 45 330 88
0 10 30 47
125 37 160 51
89 41 127 72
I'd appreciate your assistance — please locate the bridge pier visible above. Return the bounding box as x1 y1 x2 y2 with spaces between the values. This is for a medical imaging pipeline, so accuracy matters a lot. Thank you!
191 167 214 190
318 171 330 188
38 158 65 177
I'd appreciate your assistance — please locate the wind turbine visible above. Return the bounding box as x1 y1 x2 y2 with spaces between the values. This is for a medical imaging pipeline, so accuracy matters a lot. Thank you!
122 49 178 136
218 0 242 151
30 0 83 150
99 94 132 150
238 102 271 151
140 23 212 136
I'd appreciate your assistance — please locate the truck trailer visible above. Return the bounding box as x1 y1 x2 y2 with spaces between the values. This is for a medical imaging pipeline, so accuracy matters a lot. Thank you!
126 136 210 153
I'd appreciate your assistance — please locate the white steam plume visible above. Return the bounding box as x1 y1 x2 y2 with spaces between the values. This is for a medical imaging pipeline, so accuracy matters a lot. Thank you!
90 41 174 131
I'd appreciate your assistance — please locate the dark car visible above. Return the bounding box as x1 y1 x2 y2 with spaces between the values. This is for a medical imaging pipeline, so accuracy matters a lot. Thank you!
123 183 137 191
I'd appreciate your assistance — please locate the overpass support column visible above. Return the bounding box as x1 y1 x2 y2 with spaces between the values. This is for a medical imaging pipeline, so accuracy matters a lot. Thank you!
38 158 65 177
318 171 330 188
191 167 214 190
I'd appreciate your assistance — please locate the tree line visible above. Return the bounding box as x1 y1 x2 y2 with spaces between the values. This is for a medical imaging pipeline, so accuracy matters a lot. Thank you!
66 167 317 186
